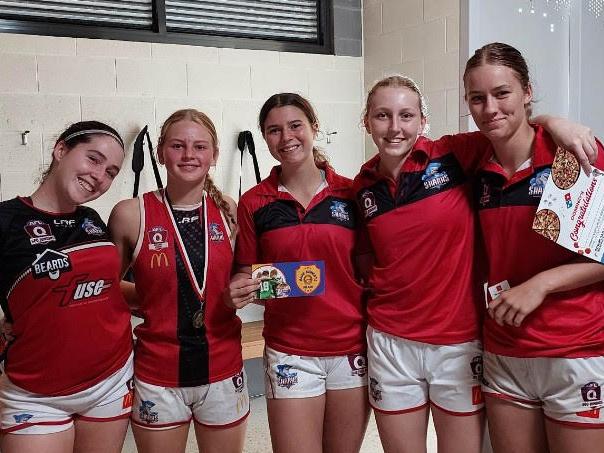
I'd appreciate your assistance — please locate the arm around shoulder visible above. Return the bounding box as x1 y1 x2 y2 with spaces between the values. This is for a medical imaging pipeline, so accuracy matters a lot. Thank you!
108 198 140 276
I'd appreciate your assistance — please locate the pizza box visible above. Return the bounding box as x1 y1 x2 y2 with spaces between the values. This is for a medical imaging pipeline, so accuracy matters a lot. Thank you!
533 148 604 263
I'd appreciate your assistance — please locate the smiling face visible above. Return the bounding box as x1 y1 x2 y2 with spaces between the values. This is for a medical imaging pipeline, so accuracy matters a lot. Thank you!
364 85 426 161
464 63 532 142
262 105 317 168
52 134 123 206
157 119 217 186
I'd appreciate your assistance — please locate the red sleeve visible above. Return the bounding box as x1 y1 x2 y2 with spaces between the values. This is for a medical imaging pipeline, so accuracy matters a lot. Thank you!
438 131 492 175
234 195 258 266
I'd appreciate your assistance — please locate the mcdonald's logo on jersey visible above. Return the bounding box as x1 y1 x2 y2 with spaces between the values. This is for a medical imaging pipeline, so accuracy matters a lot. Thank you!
150 252 169 269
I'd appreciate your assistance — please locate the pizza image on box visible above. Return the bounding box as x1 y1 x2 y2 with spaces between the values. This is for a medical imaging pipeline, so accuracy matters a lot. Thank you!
532 208 561 242
551 147 580 190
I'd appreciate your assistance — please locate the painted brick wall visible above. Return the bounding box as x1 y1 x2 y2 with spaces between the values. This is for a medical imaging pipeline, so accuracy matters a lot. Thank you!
363 0 461 158
0 33 365 223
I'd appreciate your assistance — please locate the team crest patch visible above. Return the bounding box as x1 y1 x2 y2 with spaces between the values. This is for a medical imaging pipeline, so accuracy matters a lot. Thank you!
209 222 225 242
81 217 104 236
13 413 33 423
529 169 551 197
295 264 321 294
24 220 55 245
422 162 450 190
369 377 382 402
138 400 159 424
470 355 483 381
581 382 602 408
276 364 298 389
348 354 367 377
31 249 72 280
232 371 245 393
361 190 378 218
330 200 350 222
147 226 168 251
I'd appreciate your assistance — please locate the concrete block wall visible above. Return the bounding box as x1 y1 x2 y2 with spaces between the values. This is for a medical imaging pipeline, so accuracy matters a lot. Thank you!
0 33 365 223
363 0 461 158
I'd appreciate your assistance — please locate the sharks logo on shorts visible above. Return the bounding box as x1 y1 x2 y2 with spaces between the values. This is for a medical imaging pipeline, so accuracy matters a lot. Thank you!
529 169 551 197
330 200 350 222
13 413 33 423
275 364 298 389
138 400 159 424
369 377 382 402
422 163 450 190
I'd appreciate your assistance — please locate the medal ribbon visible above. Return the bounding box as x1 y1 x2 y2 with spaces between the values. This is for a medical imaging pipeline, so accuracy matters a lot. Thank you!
161 189 209 307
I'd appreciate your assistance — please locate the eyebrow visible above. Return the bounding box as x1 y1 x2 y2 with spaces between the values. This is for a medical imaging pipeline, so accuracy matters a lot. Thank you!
467 84 512 95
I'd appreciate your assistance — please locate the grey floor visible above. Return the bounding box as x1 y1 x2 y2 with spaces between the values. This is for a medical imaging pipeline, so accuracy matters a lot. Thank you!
122 395 439 452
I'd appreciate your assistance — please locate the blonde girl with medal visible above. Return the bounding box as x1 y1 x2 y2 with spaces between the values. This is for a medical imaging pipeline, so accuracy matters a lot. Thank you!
109 109 248 453
226 93 369 453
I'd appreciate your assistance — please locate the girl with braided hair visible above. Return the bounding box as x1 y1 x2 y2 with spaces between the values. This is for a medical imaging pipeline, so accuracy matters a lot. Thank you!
109 109 247 453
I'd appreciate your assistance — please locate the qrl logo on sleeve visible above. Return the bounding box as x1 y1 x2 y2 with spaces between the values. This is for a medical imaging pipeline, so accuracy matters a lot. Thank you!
147 227 168 251
24 220 56 245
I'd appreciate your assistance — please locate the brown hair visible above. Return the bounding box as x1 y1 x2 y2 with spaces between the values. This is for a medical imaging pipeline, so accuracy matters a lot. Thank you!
463 42 533 116
363 75 429 132
158 109 236 232
40 120 124 183
258 93 330 167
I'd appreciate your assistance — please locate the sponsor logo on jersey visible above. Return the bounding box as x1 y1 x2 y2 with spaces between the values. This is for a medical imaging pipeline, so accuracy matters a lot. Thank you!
295 264 321 294
53 219 76 228
147 226 168 251
275 364 298 389
138 400 159 424
330 200 350 222
581 382 602 408
347 353 367 377
472 385 484 405
369 377 382 402
470 355 483 381
361 190 378 218
422 162 450 190
13 413 33 423
232 371 245 393
81 217 104 236
24 220 56 245
178 214 199 224
529 169 551 197
479 182 491 207
150 252 169 269
31 249 72 280
53 274 113 307
209 222 225 242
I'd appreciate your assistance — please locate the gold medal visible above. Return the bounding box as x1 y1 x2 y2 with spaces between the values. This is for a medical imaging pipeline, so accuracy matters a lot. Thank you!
192 306 205 328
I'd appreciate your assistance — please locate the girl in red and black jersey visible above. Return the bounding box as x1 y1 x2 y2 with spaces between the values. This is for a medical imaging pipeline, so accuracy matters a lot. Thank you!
226 93 369 453
464 42 604 453
0 122 133 453
109 109 247 453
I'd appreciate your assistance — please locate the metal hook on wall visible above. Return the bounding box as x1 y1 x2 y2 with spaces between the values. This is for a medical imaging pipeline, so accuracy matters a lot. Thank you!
21 130 30 145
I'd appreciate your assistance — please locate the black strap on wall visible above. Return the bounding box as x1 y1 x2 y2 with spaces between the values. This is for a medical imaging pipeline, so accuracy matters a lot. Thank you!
132 125 163 197
237 130 261 198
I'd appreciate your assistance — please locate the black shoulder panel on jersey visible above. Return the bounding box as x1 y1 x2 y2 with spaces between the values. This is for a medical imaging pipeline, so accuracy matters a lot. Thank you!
303 196 357 230
253 200 300 235
476 165 551 210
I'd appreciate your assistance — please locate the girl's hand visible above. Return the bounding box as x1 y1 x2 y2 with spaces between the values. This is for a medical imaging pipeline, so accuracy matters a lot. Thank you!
224 276 260 309
487 279 547 327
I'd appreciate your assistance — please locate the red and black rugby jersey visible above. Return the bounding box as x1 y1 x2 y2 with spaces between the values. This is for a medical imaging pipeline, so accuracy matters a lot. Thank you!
476 125 604 358
353 132 489 345
0 197 132 395
235 165 365 356
132 191 242 386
